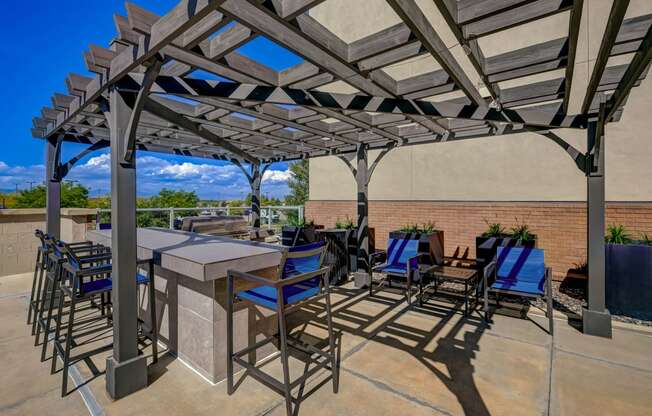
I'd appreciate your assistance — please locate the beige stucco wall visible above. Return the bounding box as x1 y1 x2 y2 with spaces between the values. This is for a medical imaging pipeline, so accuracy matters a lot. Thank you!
0 209 96 276
309 0 652 202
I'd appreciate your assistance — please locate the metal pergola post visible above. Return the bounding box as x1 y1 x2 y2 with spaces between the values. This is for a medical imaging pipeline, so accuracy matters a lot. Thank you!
251 163 262 228
45 137 61 238
105 87 148 398
355 144 370 275
583 119 612 338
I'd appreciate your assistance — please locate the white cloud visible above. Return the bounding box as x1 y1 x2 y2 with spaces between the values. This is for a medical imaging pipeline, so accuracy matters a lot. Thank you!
0 153 293 201
263 169 294 183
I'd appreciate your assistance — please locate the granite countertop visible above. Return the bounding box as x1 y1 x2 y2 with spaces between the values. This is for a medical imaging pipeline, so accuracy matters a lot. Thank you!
87 227 283 282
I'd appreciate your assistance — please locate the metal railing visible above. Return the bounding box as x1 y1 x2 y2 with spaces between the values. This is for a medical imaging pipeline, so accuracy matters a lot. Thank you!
95 205 304 231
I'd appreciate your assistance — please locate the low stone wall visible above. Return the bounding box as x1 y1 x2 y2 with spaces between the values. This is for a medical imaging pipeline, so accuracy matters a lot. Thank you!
305 200 652 279
0 208 96 276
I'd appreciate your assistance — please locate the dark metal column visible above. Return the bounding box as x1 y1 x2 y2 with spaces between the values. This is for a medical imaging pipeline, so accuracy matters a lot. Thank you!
45 137 61 238
251 164 261 228
353 144 370 286
582 120 612 338
105 87 148 398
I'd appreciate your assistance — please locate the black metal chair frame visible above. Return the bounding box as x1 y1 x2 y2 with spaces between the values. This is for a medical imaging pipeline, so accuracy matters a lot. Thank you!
28 230 50 332
51 243 158 396
35 239 108 359
483 260 554 335
369 250 434 305
226 245 338 416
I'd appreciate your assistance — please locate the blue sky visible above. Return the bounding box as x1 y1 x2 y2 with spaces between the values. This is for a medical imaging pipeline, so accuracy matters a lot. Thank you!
0 1 303 199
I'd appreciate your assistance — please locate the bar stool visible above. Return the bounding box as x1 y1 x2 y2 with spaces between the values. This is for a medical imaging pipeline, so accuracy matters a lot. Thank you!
50 244 158 396
226 241 338 416
35 239 109 360
28 230 49 332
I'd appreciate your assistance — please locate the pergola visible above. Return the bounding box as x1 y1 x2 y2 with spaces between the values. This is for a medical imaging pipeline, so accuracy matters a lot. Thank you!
31 0 651 398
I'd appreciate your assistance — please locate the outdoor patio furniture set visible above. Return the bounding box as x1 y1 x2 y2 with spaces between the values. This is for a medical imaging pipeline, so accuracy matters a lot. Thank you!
27 230 158 397
368 234 554 334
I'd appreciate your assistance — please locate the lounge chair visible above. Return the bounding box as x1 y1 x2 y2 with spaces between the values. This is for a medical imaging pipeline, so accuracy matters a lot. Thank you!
483 247 553 334
369 237 433 304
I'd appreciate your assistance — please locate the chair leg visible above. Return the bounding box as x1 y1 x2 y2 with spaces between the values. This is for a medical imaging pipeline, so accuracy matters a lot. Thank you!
34 274 51 345
226 275 235 395
277 303 293 416
324 289 338 394
406 277 412 305
368 273 373 296
31 263 46 335
546 273 554 336
484 286 489 323
149 268 158 364
62 297 76 397
51 292 66 374
27 252 41 325
41 277 60 361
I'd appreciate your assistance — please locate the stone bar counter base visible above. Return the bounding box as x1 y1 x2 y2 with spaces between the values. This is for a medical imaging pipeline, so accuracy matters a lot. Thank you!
88 228 284 383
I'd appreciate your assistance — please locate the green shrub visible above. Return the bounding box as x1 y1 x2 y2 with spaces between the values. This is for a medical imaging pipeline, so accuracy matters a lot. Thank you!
509 218 535 242
482 221 506 237
335 216 355 229
605 224 632 244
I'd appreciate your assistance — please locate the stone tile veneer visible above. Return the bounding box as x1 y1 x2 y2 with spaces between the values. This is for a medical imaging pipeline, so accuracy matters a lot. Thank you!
305 200 652 279
0 209 96 276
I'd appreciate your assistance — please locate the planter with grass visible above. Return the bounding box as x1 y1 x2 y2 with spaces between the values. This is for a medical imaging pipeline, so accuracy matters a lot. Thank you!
388 222 444 265
475 221 537 271
319 217 375 282
281 218 323 246
605 225 652 320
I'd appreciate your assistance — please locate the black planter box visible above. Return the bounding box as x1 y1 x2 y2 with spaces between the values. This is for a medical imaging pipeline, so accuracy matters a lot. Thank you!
475 235 537 271
281 225 324 246
606 243 652 320
316 229 351 285
387 230 445 265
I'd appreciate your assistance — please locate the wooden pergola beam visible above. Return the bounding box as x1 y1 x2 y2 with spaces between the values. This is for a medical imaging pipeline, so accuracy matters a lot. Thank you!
581 0 630 114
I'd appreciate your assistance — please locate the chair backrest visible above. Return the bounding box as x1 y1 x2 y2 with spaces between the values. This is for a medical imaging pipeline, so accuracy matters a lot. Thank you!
34 229 49 249
386 238 419 266
496 247 545 282
281 241 326 279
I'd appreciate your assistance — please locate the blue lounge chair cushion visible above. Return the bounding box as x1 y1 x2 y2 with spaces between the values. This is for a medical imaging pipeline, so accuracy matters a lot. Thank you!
491 278 545 295
491 247 546 295
376 263 409 275
496 247 545 282
386 238 419 267
237 242 324 309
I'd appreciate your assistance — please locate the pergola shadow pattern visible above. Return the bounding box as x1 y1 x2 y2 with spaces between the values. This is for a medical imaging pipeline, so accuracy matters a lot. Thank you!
28 0 652 401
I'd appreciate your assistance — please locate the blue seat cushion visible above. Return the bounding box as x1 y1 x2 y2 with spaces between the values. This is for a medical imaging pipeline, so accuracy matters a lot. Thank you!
237 279 320 309
238 242 324 309
491 278 544 295
80 278 112 295
376 263 409 276
496 247 545 282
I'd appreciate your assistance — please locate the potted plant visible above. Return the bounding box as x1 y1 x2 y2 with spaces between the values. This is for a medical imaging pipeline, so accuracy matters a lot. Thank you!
475 217 537 271
281 218 323 246
605 225 652 320
388 221 444 265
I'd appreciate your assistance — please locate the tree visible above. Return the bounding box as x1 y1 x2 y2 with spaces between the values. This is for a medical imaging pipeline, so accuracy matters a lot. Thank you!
285 160 308 206
136 189 200 228
14 182 89 208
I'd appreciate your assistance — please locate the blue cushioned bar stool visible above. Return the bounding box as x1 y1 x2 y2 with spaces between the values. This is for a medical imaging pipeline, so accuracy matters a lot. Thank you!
483 247 554 335
369 237 434 304
35 238 108 358
51 242 158 396
226 241 337 416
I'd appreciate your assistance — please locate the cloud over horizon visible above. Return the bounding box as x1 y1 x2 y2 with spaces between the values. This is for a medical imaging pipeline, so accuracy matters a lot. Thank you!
0 152 292 200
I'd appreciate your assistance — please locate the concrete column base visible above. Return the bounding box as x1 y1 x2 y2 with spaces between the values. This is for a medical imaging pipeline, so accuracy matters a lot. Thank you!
582 307 612 338
106 354 148 399
353 272 370 288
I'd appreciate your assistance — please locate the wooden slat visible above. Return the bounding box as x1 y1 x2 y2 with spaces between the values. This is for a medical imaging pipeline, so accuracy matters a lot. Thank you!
387 0 486 106
348 23 412 62
581 0 629 114
463 0 573 39
562 0 583 112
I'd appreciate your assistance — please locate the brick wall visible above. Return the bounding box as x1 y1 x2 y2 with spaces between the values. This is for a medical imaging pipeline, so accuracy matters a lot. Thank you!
305 200 652 278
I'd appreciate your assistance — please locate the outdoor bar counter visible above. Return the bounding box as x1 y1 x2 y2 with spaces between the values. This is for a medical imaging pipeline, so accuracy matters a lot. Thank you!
87 227 284 383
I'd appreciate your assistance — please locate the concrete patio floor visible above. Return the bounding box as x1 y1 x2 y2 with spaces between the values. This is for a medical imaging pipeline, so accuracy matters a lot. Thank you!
2 271 651 416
